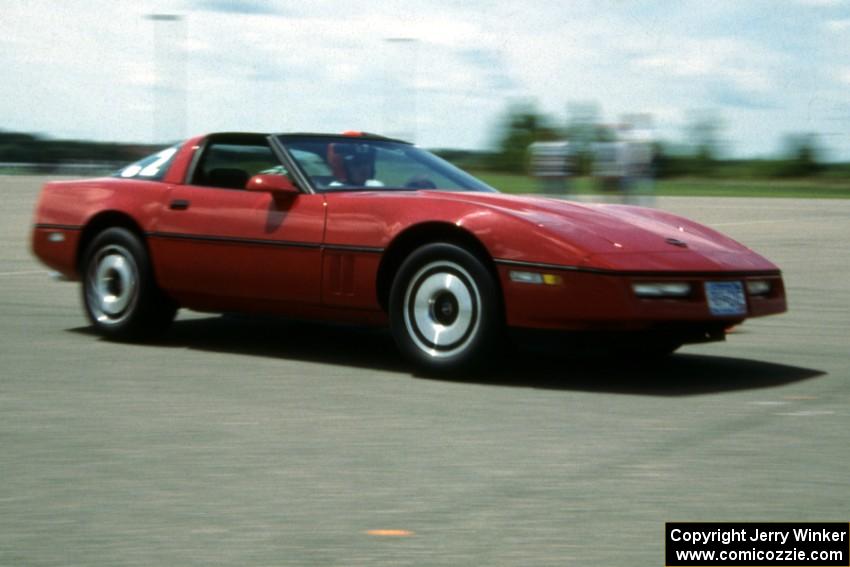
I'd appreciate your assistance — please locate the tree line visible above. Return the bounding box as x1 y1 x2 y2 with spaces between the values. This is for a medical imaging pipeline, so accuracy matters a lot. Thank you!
3 108 850 180
438 102 850 180
0 131 159 167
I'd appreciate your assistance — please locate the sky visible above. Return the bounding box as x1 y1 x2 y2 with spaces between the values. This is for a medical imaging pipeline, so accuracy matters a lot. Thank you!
3 0 850 159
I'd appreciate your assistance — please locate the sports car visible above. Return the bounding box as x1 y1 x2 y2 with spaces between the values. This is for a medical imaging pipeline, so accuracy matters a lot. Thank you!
31 131 787 370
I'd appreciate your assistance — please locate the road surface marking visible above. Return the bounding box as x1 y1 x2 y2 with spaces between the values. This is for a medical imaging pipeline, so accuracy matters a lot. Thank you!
366 529 414 537
776 410 835 417
0 270 48 277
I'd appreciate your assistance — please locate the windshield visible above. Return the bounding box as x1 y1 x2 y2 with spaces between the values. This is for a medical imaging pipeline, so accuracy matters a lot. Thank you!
276 136 497 193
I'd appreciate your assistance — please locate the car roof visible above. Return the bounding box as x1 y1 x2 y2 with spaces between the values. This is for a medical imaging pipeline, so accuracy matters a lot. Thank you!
275 132 411 144
202 131 411 145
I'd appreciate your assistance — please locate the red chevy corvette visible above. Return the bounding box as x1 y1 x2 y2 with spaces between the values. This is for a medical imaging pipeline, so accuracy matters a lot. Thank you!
31 132 786 370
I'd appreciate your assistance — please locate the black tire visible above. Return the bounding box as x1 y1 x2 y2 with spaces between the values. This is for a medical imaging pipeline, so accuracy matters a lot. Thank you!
389 243 502 372
81 227 176 339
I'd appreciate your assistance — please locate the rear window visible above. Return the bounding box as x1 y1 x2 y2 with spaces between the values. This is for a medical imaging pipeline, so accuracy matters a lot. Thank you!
115 145 180 181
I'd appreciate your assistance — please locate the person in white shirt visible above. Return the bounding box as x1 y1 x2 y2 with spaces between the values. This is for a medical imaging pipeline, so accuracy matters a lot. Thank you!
528 139 573 197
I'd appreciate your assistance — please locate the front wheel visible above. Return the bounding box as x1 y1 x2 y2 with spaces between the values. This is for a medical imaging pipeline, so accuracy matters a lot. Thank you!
389 243 502 372
82 227 176 339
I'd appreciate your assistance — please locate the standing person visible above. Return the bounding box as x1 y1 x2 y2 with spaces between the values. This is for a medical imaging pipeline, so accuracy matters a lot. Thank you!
528 138 573 198
629 114 657 207
593 125 622 197
616 122 635 204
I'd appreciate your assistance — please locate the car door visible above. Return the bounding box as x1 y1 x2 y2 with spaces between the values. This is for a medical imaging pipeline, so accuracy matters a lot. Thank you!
149 137 326 310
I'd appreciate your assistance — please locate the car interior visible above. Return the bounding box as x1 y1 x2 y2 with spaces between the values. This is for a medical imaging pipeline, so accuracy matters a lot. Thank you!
191 135 284 190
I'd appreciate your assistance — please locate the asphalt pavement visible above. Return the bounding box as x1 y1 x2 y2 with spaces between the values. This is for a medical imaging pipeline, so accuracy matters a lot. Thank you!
1 176 848 566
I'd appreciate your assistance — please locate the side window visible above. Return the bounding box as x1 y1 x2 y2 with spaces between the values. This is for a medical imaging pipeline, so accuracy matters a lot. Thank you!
192 143 287 189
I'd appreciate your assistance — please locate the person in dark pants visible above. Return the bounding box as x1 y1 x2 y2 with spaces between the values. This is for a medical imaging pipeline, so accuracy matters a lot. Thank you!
528 139 573 198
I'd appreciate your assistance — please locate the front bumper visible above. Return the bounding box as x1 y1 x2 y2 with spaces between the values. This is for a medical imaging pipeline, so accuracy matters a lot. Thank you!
498 264 786 331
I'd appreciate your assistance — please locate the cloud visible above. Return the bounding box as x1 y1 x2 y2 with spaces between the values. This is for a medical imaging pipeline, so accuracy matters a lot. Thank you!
192 0 283 15
825 18 850 30
706 82 775 110
456 48 520 92
796 0 848 5
633 37 777 93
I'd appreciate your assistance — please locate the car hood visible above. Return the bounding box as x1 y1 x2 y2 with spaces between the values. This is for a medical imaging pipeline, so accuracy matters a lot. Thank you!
429 191 779 272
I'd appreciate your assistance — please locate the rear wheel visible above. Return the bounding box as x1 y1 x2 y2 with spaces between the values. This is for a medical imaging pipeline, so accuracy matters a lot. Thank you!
389 243 502 371
81 227 176 339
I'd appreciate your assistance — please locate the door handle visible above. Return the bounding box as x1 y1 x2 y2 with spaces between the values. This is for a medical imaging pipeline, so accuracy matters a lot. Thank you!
169 199 190 211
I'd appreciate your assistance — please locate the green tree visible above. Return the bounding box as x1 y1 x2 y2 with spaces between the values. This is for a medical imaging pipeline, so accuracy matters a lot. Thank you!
684 110 723 175
489 102 557 173
564 102 602 175
778 133 822 177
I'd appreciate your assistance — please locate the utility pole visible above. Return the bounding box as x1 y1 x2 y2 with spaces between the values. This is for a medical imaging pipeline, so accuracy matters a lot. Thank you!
383 37 419 142
146 14 187 144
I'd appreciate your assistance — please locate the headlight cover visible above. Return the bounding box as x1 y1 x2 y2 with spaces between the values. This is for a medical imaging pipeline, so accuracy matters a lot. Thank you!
746 280 772 296
632 282 692 298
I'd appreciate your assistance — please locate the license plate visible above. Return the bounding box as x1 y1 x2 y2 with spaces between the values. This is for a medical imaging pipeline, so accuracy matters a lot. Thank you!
705 281 747 316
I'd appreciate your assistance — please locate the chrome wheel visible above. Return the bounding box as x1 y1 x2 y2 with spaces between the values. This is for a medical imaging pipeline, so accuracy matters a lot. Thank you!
390 243 502 371
85 244 139 326
403 260 481 359
81 227 176 339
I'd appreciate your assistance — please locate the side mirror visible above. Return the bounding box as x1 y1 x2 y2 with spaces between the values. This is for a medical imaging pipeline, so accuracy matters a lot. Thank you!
246 174 299 195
